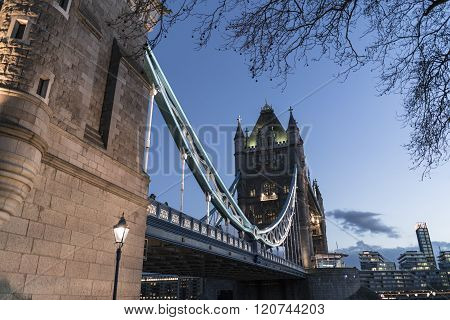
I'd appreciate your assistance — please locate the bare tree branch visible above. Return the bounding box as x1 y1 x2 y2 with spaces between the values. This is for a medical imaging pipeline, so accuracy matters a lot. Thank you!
111 0 450 176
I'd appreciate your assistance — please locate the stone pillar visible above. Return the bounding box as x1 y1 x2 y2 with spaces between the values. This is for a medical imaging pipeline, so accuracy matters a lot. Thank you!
0 2 50 224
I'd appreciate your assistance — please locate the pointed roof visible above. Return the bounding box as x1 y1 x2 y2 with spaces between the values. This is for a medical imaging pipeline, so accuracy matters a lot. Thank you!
247 102 288 146
288 106 298 130
234 116 245 140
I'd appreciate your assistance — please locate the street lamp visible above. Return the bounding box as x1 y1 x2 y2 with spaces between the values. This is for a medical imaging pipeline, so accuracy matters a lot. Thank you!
113 213 129 300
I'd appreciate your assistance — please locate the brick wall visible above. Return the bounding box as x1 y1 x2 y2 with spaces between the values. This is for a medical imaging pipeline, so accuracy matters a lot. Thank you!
0 0 152 299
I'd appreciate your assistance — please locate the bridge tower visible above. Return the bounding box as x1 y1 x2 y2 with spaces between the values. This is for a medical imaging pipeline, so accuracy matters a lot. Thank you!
235 104 328 268
0 1 153 299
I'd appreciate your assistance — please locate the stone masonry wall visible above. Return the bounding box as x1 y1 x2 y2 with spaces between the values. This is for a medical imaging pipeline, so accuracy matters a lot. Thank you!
0 0 152 299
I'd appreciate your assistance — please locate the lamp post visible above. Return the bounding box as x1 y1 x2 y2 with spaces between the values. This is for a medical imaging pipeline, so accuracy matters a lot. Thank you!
113 213 129 300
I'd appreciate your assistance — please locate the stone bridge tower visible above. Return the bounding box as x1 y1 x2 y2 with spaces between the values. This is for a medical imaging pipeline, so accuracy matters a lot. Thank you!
235 104 328 268
0 0 153 299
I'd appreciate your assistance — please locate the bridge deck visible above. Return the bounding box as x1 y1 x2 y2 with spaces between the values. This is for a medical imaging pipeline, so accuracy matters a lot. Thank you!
144 201 306 280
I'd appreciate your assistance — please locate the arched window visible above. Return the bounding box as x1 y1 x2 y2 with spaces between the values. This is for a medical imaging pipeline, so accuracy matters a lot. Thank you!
263 183 271 196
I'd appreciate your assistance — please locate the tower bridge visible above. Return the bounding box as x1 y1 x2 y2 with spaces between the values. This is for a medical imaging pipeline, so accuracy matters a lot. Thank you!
0 0 360 300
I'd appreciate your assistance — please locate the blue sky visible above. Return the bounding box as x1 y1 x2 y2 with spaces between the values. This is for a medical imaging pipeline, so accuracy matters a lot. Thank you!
147 17 450 251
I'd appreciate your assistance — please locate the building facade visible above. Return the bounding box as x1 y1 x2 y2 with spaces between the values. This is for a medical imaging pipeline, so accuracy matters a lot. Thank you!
359 251 396 271
415 222 436 269
359 270 449 293
313 253 347 268
0 0 152 299
398 251 432 271
234 104 328 268
438 251 450 271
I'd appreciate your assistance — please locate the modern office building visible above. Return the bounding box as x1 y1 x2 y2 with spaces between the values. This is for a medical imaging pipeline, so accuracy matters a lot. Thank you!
415 223 437 268
140 274 202 300
313 253 348 268
398 251 432 271
438 251 450 271
359 251 396 271
359 270 449 293
358 223 449 298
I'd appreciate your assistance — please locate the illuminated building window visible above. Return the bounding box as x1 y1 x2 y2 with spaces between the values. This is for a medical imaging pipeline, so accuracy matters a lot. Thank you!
261 183 278 201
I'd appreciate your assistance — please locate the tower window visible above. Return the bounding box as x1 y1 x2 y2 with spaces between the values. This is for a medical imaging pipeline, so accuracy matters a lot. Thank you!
261 183 278 201
36 78 50 98
12 20 27 39
58 0 70 10
52 0 72 18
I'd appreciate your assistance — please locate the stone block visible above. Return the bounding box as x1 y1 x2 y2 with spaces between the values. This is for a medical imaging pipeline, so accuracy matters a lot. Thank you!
79 181 102 198
88 263 114 281
74 205 95 222
0 231 8 250
39 208 66 228
32 239 62 258
23 275 56 295
53 277 70 295
55 170 80 188
44 225 71 244
60 244 75 260
74 247 97 263
92 237 116 253
50 196 75 215
70 190 84 205
65 260 90 279
27 221 45 239
92 280 112 296
65 215 80 231
33 190 51 208
46 180 71 200
0 249 22 272
69 278 93 296
70 231 94 248
37 256 66 276
78 219 100 236
82 193 104 211
96 251 115 266
19 254 39 274
6 234 33 253
60 136 83 154
0 216 29 236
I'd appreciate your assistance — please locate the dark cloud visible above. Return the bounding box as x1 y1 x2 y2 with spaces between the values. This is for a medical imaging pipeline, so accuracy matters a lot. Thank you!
327 209 400 238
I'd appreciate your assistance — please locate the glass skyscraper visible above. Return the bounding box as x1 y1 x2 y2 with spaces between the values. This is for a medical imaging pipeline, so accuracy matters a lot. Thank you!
415 222 436 269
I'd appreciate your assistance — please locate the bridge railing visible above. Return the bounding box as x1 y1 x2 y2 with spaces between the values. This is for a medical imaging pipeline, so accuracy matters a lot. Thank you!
147 200 303 271
147 200 252 253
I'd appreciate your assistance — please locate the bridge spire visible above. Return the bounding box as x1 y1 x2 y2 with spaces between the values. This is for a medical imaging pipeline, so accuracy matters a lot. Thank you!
288 106 297 128
234 116 245 140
